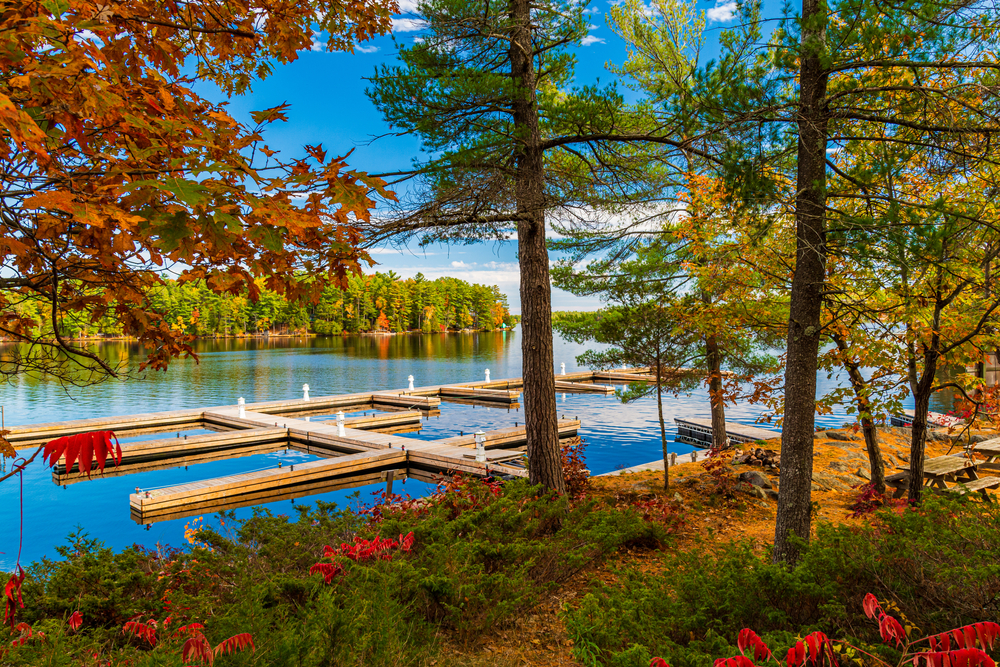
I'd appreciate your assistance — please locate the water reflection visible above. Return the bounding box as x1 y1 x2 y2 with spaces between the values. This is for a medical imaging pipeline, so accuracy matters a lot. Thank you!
0 330 927 570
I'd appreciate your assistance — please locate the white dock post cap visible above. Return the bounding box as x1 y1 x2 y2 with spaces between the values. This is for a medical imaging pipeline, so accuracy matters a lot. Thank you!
336 411 345 437
485 368 490 382
408 375 414 391
560 362 566 375
237 397 245 419
474 430 487 462
303 384 310 401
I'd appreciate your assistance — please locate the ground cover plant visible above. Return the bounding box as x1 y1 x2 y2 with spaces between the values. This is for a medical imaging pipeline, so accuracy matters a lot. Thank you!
1 476 660 665
561 495 1000 667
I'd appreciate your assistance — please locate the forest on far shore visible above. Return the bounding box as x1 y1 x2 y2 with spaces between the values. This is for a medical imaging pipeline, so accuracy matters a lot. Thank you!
4 272 517 339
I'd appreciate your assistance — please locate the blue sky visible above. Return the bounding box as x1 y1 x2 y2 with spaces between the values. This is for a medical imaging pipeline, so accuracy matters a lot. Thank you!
210 0 741 313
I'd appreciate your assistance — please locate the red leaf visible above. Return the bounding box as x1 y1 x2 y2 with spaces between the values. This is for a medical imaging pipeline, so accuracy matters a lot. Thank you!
650 659 670 667
914 648 997 667
182 634 214 665
3 566 25 627
787 641 806 667
715 657 756 667
400 531 414 552
879 612 905 646
309 561 344 583
78 432 95 476
174 623 205 637
214 632 255 656
862 593 880 619
43 431 120 476
68 610 82 631
123 620 157 646
737 629 772 662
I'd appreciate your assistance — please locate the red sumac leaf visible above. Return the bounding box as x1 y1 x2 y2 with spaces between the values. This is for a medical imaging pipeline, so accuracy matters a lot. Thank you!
787 642 806 667
879 613 905 646
862 593 880 619
914 648 997 667
715 657 756 667
650 659 670 667
3 566 25 627
737 629 772 662
78 432 94 476
68 610 82 631
182 633 214 665
214 632 255 656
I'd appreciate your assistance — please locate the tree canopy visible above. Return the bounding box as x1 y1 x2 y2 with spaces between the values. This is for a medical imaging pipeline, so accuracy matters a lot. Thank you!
0 0 396 386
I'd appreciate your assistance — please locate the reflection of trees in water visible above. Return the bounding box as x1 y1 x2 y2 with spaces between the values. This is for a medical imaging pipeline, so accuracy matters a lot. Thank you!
0 331 520 388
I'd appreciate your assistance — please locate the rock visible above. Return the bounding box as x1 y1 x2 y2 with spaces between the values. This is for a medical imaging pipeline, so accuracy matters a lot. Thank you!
811 471 852 491
742 484 767 499
826 430 858 442
927 430 955 442
856 467 871 480
828 461 852 473
673 492 683 503
765 489 779 501
813 431 828 439
738 470 772 489
811 482 824 492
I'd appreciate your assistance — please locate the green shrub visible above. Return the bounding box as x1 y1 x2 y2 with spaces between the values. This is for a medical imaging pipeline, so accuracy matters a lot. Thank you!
561 494 1000 665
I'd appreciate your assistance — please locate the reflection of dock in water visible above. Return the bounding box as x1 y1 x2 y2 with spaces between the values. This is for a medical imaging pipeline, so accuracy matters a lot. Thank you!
9 368 647 524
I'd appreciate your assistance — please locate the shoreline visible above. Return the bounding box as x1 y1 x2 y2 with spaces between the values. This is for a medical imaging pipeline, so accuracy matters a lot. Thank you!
0 327 517 344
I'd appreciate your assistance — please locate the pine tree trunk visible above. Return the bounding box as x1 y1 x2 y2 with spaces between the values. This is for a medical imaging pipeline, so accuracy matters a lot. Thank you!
706 334 727 450
832 333 886 493
773 0 829 565
510 0 563 493
656 352 670 490
908 351 938 504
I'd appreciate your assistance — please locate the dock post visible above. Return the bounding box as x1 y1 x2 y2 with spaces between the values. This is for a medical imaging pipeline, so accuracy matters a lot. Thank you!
485 368 490 382
336 411 345 437
237 397 245 419
408 375 414 391
475 430 487 462
303 384 310 401
385 470 395 500
560 362 566 375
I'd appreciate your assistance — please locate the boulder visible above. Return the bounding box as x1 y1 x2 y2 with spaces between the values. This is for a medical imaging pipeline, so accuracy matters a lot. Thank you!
856 467 871 480
765 489 780 501
828 461 852 473
826 430 858 442
811 471 852 491
738 470 772 489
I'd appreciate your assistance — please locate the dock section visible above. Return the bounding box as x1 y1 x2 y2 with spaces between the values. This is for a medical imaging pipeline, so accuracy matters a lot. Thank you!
674 417 779 447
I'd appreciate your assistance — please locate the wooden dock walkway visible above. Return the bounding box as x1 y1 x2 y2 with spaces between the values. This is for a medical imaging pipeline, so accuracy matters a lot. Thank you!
13 367 652 523
674 417 779 447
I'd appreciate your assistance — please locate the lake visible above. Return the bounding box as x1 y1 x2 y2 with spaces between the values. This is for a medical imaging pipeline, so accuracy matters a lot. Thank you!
0 330 926 570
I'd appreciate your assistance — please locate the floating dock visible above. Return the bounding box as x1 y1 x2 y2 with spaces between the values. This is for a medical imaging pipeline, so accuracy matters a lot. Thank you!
673 417 779 447
9 368 636 524
890 410 962 429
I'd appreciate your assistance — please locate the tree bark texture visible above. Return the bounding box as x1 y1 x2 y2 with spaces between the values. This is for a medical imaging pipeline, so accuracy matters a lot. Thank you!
706 333 728 450
773 0 829 565
510 0 564 493
833 333 886 493
907 348 938 504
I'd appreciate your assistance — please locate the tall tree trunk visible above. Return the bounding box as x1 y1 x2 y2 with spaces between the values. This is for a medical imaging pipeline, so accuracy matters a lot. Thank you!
706 333 728 450
908 348 939 504
510 0 563 492
832 332 886 493
656 351 670 489
773 0 829 565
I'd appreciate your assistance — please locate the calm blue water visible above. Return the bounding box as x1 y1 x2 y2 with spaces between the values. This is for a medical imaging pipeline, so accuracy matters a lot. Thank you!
0 331 925 570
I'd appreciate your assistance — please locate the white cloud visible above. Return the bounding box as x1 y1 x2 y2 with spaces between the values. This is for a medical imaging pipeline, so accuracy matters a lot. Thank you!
451 260 472 268
587 23 599 29
706 0 737 22
581 34 605 46
310 31 326 51
397 0 420 11
392 17 428 32
413 36 425 43
356 44 380 53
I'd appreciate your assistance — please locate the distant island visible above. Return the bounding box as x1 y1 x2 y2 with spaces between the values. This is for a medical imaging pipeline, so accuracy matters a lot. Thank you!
7 272 518 340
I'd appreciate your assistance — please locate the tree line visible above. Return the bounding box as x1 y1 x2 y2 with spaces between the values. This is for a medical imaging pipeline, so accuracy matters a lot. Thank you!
3 273 514 339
